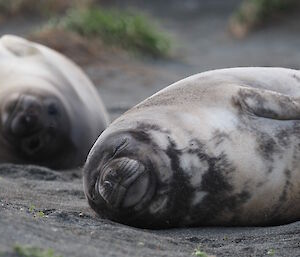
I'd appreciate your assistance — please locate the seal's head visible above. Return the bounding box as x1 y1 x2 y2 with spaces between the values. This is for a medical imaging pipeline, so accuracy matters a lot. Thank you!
0 88 72 168
83 128 180 228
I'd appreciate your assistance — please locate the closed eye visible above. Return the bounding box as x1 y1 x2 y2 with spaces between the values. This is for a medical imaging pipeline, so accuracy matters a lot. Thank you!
112 138 128 158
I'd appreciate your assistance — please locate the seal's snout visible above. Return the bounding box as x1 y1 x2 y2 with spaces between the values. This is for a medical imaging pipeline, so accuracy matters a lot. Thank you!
11 111 40 135
10 95 43 136
98 157 150 209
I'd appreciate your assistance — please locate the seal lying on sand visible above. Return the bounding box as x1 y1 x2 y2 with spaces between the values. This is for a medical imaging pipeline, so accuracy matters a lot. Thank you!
0 35 109 169
83 67 300 228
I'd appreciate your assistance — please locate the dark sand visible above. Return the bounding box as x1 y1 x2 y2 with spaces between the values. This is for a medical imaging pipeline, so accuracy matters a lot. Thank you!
0 1 300 256
1 165 299 257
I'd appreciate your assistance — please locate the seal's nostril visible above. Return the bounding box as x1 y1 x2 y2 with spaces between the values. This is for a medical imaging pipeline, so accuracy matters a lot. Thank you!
98 157 150 209
99 180 114 202
23 114 36 126
11 113 39 136
103 180 113 188
25 115 31 123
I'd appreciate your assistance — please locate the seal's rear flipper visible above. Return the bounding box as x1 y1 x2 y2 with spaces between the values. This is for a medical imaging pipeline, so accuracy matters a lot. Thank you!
0 35 40 57
237 87 300 120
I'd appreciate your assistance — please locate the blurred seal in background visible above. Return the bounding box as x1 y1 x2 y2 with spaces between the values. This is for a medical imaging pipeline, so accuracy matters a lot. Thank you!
84 67 300 228
0 35 109 169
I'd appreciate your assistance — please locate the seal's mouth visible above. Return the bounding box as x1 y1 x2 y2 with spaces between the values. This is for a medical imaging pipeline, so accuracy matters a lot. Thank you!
21 130 52 155
4 94 43 137
97 157 153 209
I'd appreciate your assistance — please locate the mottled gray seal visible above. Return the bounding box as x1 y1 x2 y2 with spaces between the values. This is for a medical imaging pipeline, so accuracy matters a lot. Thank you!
83 67 300 228
0 35 109 169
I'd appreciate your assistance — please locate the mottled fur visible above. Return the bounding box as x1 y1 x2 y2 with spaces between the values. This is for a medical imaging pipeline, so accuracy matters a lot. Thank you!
84 67 300 228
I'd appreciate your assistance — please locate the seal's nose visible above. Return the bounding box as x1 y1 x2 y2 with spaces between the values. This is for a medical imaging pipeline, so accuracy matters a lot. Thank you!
98 157 150 209
10 95 42 136
12 113 38 133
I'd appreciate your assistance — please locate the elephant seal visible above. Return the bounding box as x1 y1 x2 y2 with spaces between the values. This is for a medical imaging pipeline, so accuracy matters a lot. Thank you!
0 35 109 169
83 67 300 228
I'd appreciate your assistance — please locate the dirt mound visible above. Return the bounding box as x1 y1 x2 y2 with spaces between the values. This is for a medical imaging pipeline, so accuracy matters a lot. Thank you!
29 28 124 65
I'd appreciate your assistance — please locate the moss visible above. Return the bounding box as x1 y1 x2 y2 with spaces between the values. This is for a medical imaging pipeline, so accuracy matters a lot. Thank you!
29 205 36 213
267 248 276 256
53 6 171 58
13 245 62 257
37 211 45 218
27 204 45 218
192 249 209 257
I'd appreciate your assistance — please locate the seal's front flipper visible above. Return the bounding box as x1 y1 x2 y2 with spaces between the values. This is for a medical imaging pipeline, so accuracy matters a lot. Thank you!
0 35 40 57
237 87 300 120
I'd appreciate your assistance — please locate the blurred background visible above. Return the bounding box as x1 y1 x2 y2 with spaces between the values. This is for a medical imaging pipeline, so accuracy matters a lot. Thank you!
1 0 300 120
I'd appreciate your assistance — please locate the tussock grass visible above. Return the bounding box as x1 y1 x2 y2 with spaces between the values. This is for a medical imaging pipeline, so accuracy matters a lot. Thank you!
229 0 300 38
30 28 107 65
53 7 171 58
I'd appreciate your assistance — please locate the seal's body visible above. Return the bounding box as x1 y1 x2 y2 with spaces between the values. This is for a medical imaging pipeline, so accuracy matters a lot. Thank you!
0 35 109 169
84 67 300 228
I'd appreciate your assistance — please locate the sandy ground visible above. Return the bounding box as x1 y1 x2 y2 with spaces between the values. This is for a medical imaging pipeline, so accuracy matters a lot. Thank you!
1 165 299 257
0 1 300 256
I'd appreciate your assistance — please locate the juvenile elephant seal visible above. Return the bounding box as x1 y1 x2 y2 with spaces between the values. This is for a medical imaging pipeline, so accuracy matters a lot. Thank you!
0 35 109 169
84 67 300 228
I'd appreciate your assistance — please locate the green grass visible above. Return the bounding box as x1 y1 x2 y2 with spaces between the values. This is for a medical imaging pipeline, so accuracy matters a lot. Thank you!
229 0 300 37
251 0 297 19
54 7 171 58
235 0 298 24
37 211 46 217
0 0 30 15
28 204 45 218
192 248 210 257
0 0 93 17
267 248 275 256
29 204 36 213
13 245 62 257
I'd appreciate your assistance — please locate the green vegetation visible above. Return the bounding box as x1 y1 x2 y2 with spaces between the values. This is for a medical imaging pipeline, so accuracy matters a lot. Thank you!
53 7 171 57
3 0 171 58
229 0 300 38
13 245 62 257
29 204 36 213
192 248 210 257
0 0 34 16
0 0 93 18
37 211 45 218
267 248 275 256
28 204 45 218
